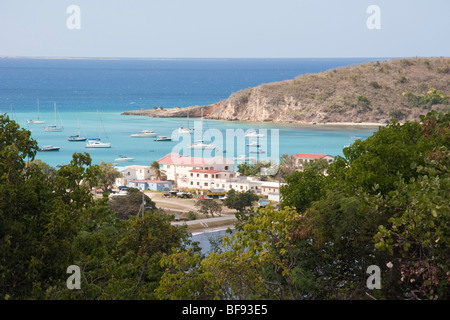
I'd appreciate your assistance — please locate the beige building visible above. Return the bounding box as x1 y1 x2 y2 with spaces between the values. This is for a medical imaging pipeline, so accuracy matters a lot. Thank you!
293 153 334 171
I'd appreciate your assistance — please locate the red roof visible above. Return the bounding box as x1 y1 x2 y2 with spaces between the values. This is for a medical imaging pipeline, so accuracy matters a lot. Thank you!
189 169 223 174
293 153 332 159
130 180 170 184
158 153 209 165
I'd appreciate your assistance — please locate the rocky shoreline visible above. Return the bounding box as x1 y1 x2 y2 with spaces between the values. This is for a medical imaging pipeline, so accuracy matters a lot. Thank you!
121 105 386 126
122 58 449 125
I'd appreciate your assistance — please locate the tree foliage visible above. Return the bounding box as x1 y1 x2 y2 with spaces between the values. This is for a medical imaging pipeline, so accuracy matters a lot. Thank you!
0 115 193 300
157 110 450 300
194 199 223 218
223 189 259 213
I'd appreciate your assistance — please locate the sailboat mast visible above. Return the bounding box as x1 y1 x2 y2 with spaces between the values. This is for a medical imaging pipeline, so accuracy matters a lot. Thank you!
97 110 101 139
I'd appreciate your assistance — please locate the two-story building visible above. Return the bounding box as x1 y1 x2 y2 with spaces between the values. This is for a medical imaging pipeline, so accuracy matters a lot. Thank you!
158 153 236 189
115 165 157 188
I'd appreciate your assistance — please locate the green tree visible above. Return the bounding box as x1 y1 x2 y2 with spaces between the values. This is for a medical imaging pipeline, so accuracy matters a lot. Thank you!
97 161 121 193
223 189 259 213
280 168 325 213
277 153 297 180
0 115 99 299
194 199 223 217
109 187 156 220
151 160 162 180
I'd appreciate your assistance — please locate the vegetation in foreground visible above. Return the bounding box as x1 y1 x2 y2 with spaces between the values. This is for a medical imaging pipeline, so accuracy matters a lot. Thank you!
0 110 449 300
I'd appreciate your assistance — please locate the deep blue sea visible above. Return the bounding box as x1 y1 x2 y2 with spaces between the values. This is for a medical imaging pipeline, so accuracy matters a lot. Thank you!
0 58 381 167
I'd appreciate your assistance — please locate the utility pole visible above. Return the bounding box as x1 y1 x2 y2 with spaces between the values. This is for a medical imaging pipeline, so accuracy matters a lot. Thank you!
138 191 146 218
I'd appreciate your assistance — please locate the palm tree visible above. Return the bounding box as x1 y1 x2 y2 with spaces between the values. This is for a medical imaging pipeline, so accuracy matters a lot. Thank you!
150 161 161 180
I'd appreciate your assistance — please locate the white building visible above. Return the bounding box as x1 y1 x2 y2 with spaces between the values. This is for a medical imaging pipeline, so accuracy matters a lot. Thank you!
156 153 285 201
115 165 157 188
158 153 236 190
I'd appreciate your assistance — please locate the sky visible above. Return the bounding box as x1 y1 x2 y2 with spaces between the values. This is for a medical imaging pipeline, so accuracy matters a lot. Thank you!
0 0 449 58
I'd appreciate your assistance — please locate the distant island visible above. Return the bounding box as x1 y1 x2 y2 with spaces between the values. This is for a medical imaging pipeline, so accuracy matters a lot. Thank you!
122 57 450 125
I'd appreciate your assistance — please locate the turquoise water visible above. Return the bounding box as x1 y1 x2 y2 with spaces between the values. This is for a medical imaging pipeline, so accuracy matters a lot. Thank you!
13 110 377 168
1 58 380 167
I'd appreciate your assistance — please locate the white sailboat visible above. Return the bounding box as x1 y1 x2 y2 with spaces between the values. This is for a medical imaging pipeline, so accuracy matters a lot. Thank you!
27 99 46 124
86 111 111 148
67 119 87 141
43 102 64 132
177 112 194 134
188 108 215 150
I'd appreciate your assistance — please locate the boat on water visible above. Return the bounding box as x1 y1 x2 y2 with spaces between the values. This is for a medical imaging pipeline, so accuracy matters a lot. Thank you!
39 145 60 152
67 119 87 141
27 99 46 124
233 155 257 162
130 129 158 138
114 155 135 162
43 102 64 132
86 138 111 148
188 140 216 150
249 148 266 154
177 112 194 134
86 111 111 148
245 131 265 138
187 108 215 150
67 134 87 142
154 136 172 141
247 141 262 147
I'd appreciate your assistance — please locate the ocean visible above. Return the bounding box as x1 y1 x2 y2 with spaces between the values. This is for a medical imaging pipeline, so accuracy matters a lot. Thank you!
0 57 380 167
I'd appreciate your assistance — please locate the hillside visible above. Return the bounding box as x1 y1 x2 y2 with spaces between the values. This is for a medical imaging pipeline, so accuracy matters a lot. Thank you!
122 57 450 124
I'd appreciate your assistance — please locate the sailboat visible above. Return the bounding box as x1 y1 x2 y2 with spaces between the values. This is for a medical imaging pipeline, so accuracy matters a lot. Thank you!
177 112 194 134
43 102 64 132
27 99 46 124
67 119 87 141
188 108 215 150
86 111 111 148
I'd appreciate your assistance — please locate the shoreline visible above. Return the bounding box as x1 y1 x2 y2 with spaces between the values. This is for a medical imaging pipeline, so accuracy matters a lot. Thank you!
121 108 386 127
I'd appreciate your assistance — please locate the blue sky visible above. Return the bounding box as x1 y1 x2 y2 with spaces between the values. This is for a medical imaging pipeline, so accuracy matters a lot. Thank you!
0 0 448 58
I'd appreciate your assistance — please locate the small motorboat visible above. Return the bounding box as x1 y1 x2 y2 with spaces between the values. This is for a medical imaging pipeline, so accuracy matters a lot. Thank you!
249 148 266 154
114 155 135 162
245 131 265 138
154 136 172 141
131 130 158 138
39 145 60 152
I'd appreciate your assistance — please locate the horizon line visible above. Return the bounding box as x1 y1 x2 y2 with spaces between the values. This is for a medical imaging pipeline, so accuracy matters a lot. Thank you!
0 55 411 61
